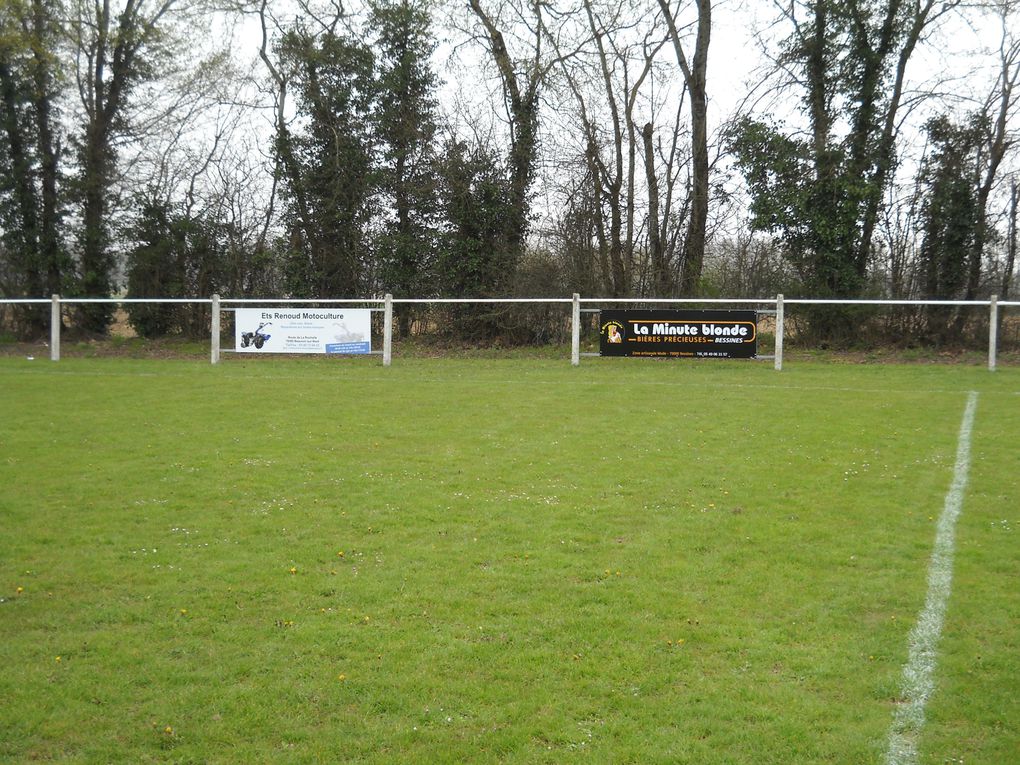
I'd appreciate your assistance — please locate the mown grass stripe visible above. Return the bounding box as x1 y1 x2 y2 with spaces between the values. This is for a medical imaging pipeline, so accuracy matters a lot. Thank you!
0 364 991 397
885 391 979 765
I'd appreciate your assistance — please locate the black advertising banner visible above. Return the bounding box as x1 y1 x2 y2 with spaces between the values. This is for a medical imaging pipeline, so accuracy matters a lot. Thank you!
599 309 758 358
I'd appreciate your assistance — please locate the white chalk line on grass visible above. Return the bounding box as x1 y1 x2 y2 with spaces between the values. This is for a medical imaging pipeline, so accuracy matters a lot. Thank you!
884 390 978 765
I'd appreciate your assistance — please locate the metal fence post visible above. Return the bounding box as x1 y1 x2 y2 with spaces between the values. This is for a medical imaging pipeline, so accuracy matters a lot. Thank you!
210 294 221 364
774 293 784 371
571 293 580 366
988 294 998 372
383 293 393 367
50 294 60 361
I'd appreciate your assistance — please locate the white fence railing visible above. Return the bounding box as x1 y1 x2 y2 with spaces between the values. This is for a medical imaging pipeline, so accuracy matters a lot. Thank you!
1 294 1016 371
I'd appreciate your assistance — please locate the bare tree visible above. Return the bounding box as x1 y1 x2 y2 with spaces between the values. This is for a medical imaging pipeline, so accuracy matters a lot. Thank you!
964 0 1020 301
643 95 688 296
544 0 683 296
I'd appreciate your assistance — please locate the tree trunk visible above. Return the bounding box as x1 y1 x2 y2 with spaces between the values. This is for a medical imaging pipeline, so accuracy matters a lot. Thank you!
854 0 944 278
506 93 538 264
78 117 115 333
659 0 711 296
467 0 542 274
643 122 667 296
586 140 611 295
1005 180 1017 302
807 0 830 169
998 179 1017 342
680 70 708 295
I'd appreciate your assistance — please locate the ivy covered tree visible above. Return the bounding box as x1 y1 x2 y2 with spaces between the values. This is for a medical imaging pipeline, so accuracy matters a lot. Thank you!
125 201 180 337
434 138 514 337
729 0 961 340
125 198 227 337
370 0 440 335
728 118 862 297
916 114 983 342
275 22 376 298
467 0 551 271
0 0 68 337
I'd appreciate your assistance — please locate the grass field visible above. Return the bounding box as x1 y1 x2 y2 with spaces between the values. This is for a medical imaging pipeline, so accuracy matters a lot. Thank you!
1 357 1017 763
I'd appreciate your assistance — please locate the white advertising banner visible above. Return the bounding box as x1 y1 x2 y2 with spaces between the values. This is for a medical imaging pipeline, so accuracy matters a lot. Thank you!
234 307 371 354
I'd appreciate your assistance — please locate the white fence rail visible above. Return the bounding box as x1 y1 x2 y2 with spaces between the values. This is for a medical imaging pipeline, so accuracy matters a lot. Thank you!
1 294 1017 370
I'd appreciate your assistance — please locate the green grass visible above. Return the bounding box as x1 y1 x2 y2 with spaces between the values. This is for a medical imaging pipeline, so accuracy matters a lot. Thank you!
0 357 1017 763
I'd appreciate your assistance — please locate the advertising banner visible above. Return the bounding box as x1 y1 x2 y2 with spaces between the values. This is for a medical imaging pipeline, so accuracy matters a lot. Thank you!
234 307 371 354
600 309 757 359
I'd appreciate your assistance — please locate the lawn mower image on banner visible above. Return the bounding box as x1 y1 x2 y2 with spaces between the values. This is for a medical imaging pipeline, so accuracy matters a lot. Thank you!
240 322 272 349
